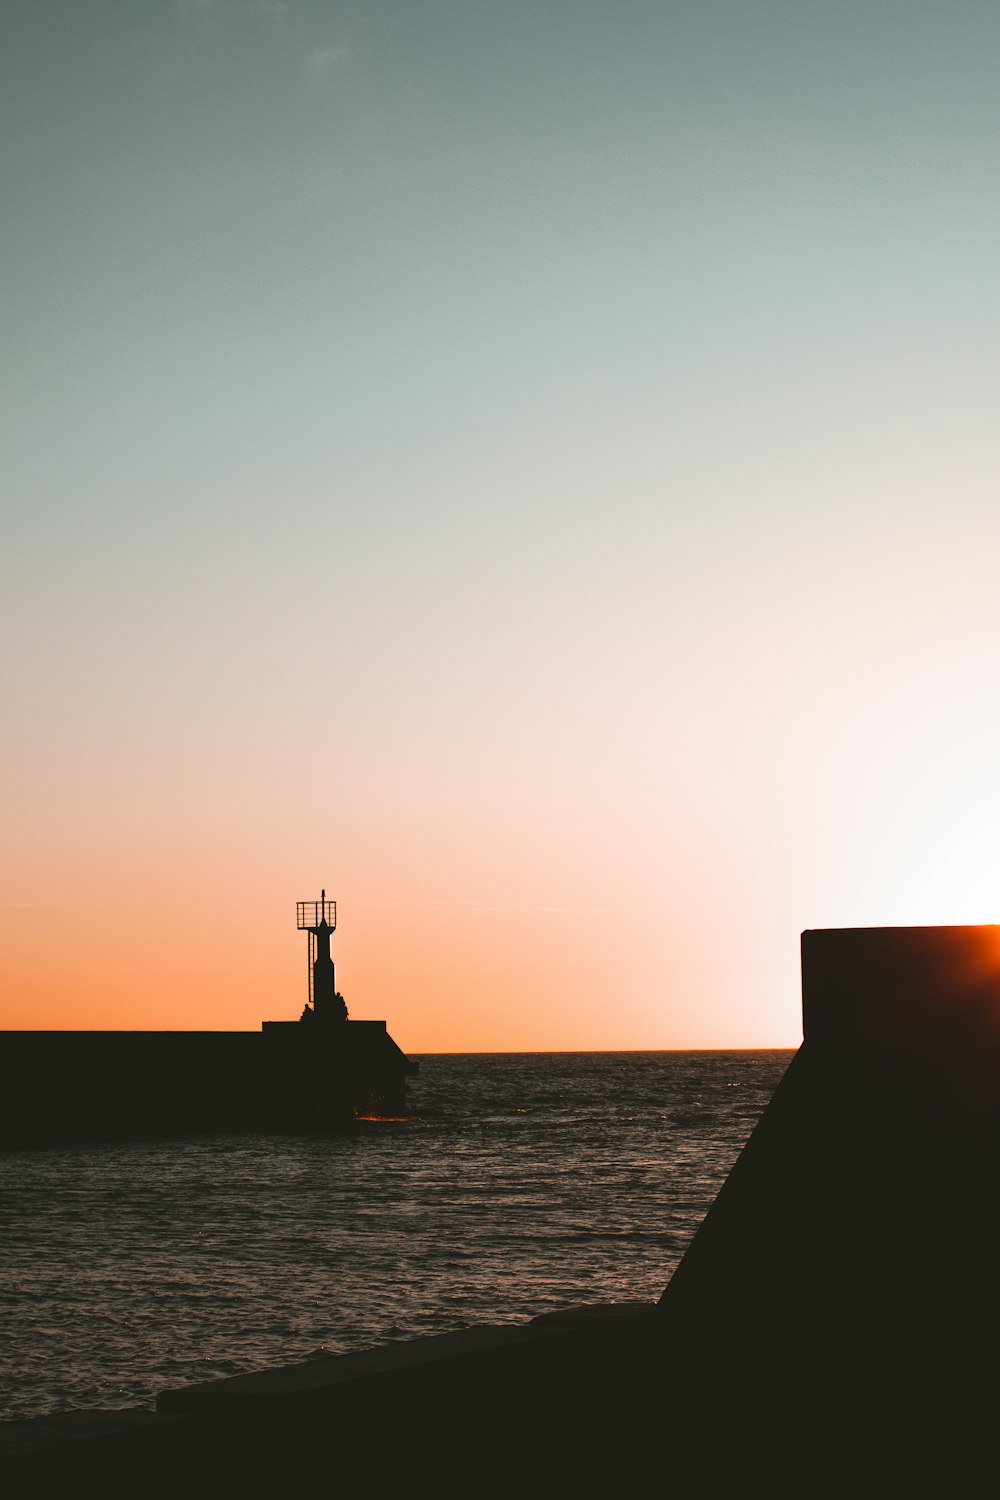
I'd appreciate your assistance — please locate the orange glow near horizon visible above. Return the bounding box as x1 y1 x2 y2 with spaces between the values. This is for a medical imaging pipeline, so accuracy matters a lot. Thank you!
8 724 1000 1052
9 742 1000 1053
0 844 804 1050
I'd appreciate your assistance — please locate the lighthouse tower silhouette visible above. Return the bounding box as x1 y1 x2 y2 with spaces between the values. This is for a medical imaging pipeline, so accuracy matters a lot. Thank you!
260 888 418 1115
297 890 348 1023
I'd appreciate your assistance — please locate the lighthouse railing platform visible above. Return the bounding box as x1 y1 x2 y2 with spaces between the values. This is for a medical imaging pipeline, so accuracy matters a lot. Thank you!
297 900 336 931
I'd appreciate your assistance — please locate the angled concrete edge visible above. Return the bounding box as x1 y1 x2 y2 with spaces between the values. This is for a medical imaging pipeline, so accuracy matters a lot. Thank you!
156 1321 569 1417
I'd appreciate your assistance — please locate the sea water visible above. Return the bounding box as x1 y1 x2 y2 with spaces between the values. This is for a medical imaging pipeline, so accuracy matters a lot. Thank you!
0 1050 791 1422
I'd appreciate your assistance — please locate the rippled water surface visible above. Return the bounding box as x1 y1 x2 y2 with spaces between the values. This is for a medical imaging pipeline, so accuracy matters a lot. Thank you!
0 1051 791 1421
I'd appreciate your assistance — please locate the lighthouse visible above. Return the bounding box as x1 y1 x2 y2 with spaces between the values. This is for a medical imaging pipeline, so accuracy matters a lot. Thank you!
259 889 418 1119
297 889 348 1023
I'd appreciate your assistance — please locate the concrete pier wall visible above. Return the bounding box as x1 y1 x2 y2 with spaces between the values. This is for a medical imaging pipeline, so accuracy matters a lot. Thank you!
0 1022 416 1145
657 926 1000 1371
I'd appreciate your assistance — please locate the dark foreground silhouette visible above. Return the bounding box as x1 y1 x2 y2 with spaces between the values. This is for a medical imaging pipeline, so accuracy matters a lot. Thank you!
5 925 1000 1493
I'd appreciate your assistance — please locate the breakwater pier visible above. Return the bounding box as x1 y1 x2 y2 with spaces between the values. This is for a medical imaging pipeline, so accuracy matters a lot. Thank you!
0 893 417 1146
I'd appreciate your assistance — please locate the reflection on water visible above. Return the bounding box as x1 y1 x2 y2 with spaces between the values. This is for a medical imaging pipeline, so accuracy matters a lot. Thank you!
0 1051 790 1421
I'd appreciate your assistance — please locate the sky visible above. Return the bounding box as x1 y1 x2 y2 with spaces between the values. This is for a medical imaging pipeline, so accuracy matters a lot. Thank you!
3 0 1000 1050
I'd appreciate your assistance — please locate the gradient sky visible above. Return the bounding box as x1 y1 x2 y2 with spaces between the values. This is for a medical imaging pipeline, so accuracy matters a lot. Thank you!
3 1 1000 1049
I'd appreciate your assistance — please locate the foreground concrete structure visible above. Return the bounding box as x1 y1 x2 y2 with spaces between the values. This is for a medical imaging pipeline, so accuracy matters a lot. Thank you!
5 925 1000 1490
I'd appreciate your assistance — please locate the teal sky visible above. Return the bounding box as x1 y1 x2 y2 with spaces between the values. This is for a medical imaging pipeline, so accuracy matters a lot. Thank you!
4 2 1000 1047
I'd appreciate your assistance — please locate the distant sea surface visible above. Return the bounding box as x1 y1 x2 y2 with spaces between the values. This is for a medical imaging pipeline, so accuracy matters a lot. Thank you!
0 1051 792 1422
